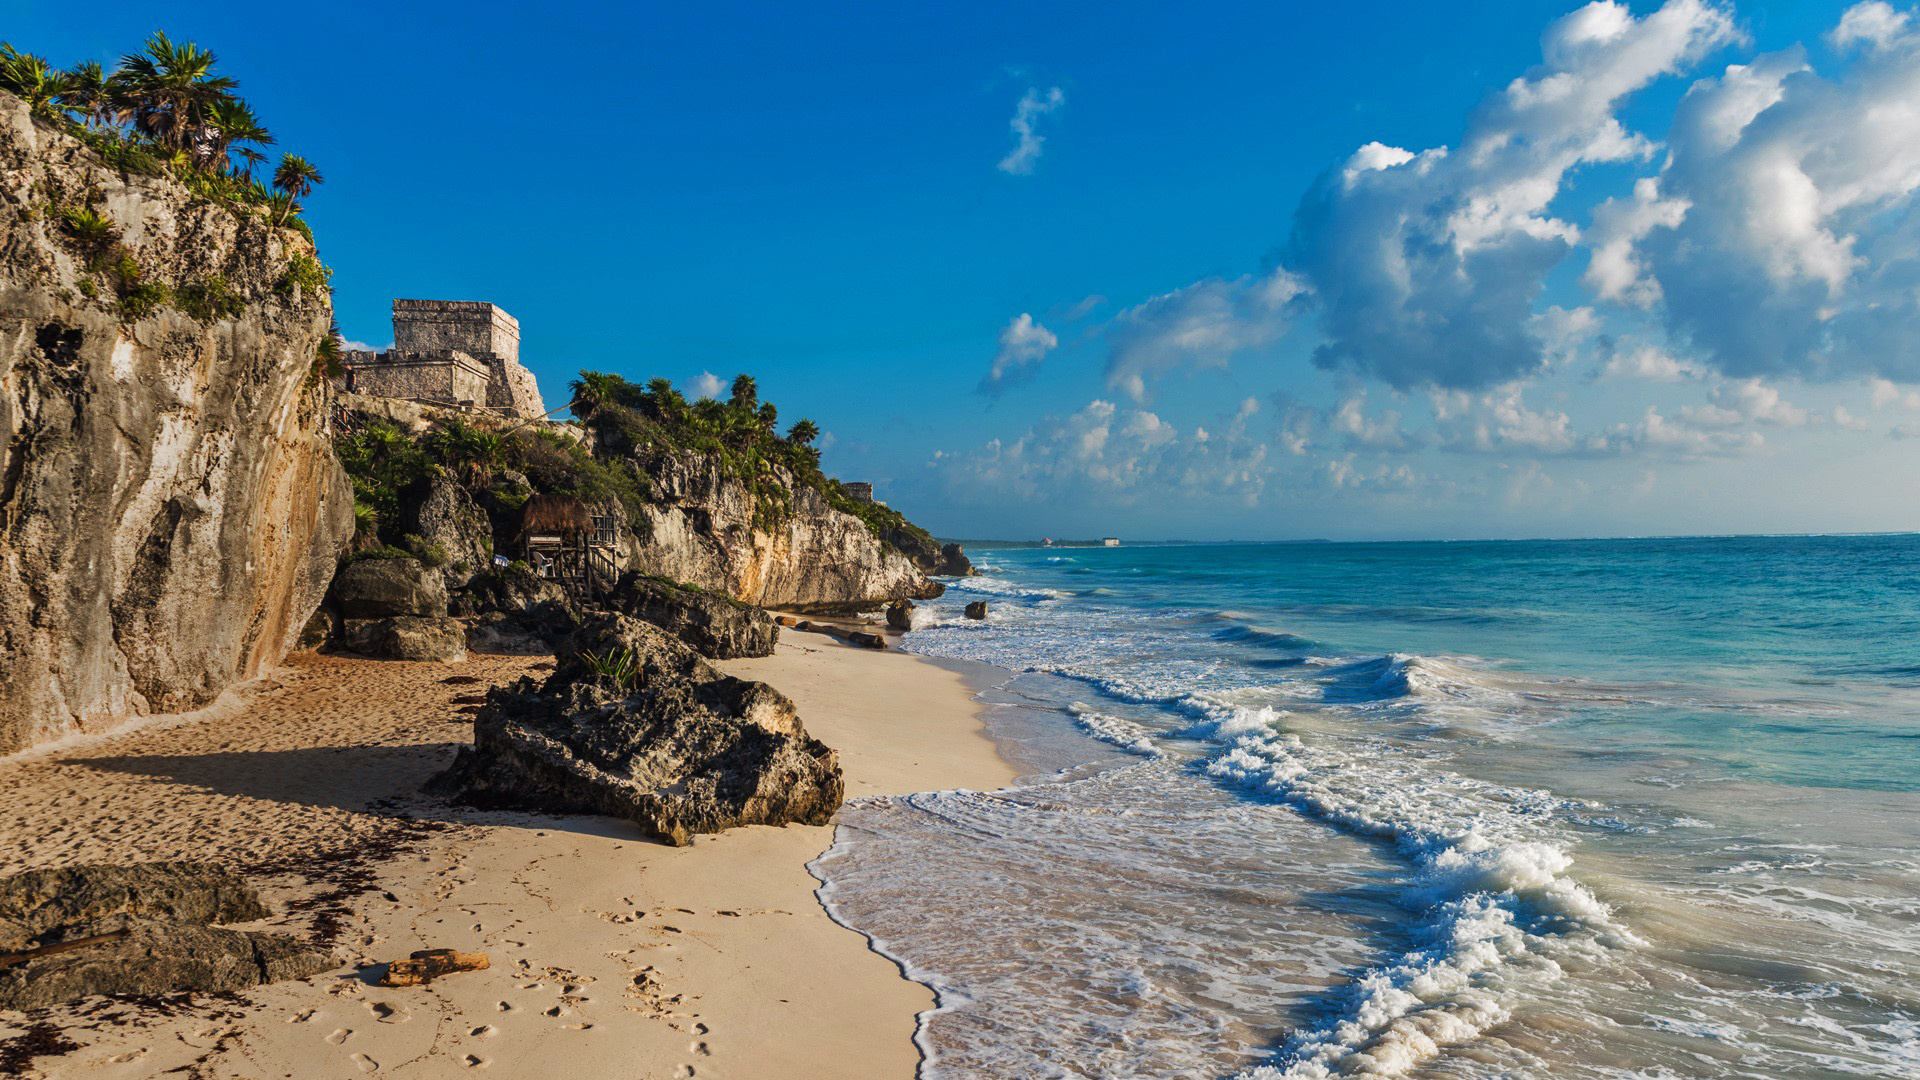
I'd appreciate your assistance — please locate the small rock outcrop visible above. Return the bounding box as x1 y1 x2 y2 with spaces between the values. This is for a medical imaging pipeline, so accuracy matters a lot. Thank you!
0 863 334 1009
613 573 775 660
401 474 491 589
426 616 843 846
453 564 582 647
0 923 334 1010
0 94 354 754
0 863 267 951
328 558 464 662
885 599 916 631
965 601 989 620
937 543 977 577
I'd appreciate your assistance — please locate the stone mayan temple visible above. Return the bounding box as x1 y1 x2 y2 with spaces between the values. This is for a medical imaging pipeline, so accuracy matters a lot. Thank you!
345 299 548 419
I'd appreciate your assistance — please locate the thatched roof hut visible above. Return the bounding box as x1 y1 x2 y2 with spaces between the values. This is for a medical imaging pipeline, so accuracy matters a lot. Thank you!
519 494 591 541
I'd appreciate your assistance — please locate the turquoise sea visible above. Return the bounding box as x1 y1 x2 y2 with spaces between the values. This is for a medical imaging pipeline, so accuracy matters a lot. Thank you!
814 535 1920 1078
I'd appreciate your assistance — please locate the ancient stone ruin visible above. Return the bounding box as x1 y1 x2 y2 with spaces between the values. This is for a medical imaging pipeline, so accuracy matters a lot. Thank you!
345 299 548 419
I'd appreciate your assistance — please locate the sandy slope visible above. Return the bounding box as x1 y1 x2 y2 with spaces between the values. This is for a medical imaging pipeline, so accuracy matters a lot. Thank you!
0 632 1014 1079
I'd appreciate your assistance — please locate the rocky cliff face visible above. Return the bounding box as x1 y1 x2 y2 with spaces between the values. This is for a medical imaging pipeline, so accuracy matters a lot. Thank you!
0 95 354 754
620 450 942 612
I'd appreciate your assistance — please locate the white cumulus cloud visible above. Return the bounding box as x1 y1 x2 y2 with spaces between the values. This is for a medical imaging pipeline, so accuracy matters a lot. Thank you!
980 313 1058 395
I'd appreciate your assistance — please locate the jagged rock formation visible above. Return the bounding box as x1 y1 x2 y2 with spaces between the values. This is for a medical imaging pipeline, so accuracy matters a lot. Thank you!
402 473 491 589
426 615 843 845
965 601 989 620
880 523 975 578
0 863 334 1009
937 542 976 577
612 573 776 660
0 94 354 754
623 450 942 612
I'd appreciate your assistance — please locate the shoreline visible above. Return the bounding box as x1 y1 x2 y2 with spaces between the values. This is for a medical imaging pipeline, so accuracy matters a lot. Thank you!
0 633 1017 1079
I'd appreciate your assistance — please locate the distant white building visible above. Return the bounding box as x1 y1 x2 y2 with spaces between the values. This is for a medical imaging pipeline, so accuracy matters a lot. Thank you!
1102 537 1120 546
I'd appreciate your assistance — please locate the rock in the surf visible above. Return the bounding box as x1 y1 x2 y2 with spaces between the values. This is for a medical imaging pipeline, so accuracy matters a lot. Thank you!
885 599 916 631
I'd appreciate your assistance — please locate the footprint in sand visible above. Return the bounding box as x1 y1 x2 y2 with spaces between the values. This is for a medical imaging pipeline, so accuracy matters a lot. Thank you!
469 1025 497 1038
351 1052 380 1073
495 1001 513 1012
288 1009 319 1024
326 1028 353 1045
369 1002 411 1024
692 1023 708 1035
691 1041 710 1056
464 1055 490 1068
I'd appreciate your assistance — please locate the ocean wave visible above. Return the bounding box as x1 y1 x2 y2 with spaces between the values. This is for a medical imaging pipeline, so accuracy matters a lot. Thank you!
1211 624 1317 650
1184 705 1631 1080
1067 703 1163 758
942 575 1071 602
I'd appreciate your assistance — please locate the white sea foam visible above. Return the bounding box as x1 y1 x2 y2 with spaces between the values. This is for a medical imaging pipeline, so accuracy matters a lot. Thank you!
1067 703 1163 758
1180 705 1630 1079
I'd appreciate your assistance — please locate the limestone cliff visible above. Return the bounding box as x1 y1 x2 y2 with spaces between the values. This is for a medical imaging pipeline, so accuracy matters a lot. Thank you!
0 94 354 754
617 449 943 613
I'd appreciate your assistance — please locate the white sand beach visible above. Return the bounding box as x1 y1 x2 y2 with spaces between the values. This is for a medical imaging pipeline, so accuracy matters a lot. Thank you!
0 633 1014 1079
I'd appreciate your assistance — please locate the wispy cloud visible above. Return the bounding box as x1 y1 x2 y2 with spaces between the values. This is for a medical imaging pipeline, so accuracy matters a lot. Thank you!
997 86 1065 175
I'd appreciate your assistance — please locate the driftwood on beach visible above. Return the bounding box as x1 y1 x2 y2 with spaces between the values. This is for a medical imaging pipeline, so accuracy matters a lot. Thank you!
774 615 887 650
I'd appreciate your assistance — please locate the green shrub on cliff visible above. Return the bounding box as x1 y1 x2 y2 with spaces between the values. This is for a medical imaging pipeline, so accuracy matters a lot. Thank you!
176 275 246 322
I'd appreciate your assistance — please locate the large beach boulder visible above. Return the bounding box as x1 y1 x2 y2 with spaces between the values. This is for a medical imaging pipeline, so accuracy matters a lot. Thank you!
0 862 334 1009
342 615 467 663
614 573 775 659
328 557 448 618
426 615 842 846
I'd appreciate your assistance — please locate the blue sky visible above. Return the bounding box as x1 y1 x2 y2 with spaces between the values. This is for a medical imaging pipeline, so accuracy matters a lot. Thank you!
13 0 1920 540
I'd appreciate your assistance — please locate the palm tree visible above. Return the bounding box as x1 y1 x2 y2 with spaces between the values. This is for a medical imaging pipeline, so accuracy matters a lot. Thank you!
205 97 272 177
109 32 237 156
728 374 757 412
54 60 113 128
569 371 627 420
270 153 321 225
786 419 820 446
0 44 67 119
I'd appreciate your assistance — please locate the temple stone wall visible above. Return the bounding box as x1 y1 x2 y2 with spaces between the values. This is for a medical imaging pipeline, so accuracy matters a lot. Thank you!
349 300 547 419
487 356 547 417
392 299 520 362
353 350 491 405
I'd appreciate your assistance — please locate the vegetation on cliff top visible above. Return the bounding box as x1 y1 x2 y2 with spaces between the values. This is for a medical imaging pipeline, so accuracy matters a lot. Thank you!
567 370 936 548
0 33 324 232
333 373 936 567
